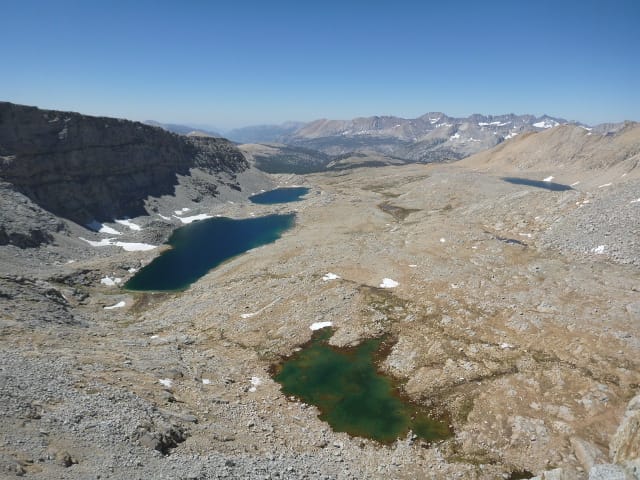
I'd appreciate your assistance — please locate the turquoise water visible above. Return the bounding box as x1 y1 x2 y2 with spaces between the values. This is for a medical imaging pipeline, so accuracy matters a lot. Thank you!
249 187 310 204
273 328 451 443
125 214 295 291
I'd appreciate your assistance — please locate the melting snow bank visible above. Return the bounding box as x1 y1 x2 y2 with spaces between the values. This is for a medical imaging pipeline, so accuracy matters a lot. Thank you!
310 321 333 330
86 220 121 235
79 237 157 251
104 301 126 310
115 219 141 231
543 176 554 182
322 272 340 281
174 213 213 224
158 379 173 388
630 198 640 204
100 276 122 286
591 245 606 255
248 377 262 392
379 278 399 288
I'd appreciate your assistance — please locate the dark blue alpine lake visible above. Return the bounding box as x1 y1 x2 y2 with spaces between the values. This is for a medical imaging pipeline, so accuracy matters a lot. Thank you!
125 214 295 292
249 187 310 204
502 177 572 191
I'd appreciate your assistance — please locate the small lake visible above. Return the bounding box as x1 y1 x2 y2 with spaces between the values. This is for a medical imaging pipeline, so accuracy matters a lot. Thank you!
125 213 295 291
502 177 572 191
249 187 310 204
272 328 451 443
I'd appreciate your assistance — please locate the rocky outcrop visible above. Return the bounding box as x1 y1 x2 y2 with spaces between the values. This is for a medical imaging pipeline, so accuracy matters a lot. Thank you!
610 394 640 469
0 181 67 248
0 102 248 225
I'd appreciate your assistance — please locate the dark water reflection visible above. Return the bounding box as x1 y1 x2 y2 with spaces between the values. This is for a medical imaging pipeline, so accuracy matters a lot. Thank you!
502 177 572 191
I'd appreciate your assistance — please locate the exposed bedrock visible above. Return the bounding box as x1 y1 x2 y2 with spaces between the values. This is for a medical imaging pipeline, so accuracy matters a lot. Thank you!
0 102 248 226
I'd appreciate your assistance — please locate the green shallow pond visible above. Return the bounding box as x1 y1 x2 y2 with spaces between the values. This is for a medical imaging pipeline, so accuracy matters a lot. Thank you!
272 328 451 443
125 213 295 292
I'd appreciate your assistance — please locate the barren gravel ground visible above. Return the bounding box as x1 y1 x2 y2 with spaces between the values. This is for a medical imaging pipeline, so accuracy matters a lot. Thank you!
1 160 638 479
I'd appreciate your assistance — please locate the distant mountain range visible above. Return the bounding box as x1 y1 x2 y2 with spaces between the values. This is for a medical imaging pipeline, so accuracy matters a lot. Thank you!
225 122 306 144
145 120 221 138
223 112 595 163
148 113 633 169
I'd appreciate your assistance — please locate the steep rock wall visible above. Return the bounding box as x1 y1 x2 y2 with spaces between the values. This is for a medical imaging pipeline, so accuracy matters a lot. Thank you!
0 102 248 225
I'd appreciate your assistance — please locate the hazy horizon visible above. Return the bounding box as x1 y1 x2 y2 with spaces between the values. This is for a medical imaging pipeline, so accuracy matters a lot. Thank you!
2 0 638 129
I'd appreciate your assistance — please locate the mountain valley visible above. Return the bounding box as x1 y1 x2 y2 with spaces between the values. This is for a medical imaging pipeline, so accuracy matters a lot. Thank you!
0 103 639 479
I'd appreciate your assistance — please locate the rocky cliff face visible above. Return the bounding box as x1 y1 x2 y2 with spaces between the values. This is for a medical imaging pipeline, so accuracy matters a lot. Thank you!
0 102 248 227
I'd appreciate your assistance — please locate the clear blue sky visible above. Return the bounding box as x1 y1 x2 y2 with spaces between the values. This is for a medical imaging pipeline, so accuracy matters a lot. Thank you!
1 0 638 128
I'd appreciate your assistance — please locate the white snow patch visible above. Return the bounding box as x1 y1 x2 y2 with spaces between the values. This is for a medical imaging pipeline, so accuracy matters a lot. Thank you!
79 237 157 251
116 242 156 252
100 276 122 286
479 121 509 127
570 181 580 187
248 376 262 392
158 378 173 388
128 267 138 273
379 278 399 289
519 233 533 238
598 183 612 188
505 132 519 139
533 120 558 129
174 208 191 215
439 238 446 243
202 379 211 385
630 198 640 204
322 272 340 281
104 301 126 310
150 335 159 339
449 132 460 140
175 213 213 224
591 245 606 254
580 126 593 131
86 221 122 235
408 264 417 268
310 321 333 331
158 214 171 221
115 219 141 231
450 283 460 289
500 343 513 349
543 176 554 182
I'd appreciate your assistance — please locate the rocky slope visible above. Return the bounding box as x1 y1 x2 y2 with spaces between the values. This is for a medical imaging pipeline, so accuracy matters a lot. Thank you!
0 102 248 230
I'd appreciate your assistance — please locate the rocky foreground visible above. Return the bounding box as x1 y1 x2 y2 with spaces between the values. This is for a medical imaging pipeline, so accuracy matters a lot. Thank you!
1 116 639 479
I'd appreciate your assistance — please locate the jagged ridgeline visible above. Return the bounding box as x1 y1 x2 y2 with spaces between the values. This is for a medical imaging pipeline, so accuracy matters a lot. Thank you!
0 102 248 227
